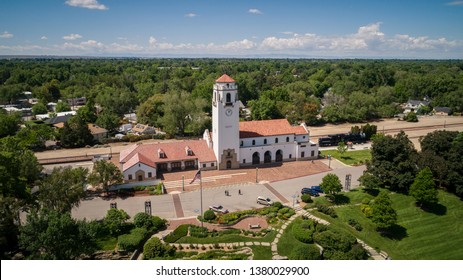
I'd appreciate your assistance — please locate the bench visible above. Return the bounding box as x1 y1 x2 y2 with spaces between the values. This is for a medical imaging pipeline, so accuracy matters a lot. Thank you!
249 224 261 229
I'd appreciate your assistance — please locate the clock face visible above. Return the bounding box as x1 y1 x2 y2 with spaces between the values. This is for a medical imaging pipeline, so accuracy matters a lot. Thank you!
225 108 233 116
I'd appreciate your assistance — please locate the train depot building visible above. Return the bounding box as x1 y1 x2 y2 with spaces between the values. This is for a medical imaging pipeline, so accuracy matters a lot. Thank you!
119 74 319 182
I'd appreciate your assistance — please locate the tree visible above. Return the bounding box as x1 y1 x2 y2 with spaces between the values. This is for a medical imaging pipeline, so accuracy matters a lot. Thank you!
359 172 382 190
410 167 438 207
60 115 93 148
0 110 21 138
103 208 130 236
19 209 96 259
203 209 216 221
55 101 71 113
161 91 207 136
405 111 418 122
76 102 97 123
88 160 123 193
95 109 120 131
143 237 175 259
37 167 88 213
370 192 397 231
32 102 48 115
366 131 418 192
136 94 164 127
337 142 348 157
133 212 167 231
320 173 343 196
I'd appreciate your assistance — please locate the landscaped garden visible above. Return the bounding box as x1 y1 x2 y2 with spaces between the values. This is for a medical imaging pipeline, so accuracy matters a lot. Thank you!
305 188 463 259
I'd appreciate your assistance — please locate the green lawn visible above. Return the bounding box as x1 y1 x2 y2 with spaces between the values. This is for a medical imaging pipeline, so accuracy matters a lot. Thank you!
277 217 319 258
320 149 371 165
309 190 463 259
250 245 273 260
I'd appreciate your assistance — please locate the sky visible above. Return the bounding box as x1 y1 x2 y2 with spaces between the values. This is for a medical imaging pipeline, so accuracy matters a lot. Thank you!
0 0 462 58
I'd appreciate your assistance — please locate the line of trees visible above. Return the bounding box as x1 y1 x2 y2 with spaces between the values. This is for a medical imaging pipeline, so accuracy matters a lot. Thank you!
1 59 462 139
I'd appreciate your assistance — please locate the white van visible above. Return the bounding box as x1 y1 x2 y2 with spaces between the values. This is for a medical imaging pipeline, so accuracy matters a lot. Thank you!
256 196 273 206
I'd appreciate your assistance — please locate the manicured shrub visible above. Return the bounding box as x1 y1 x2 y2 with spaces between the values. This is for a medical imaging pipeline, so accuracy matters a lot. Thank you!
189 225 208 238
117 227 148 251
163 224 189 243
317 205 337 218
290 245 321 260
203 209 216 221
143 237 175 259
133 212 167 231
348 219 363 231
301 194 313 203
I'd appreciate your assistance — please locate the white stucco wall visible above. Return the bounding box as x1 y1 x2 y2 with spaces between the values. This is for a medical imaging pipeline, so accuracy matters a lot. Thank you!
123 163 157 181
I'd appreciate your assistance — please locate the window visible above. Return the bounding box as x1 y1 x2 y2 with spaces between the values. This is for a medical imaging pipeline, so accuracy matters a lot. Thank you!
243 159 246 164
311 150 315 157
148 172 152 178
227 151 231 156
286 137 289 142
301 152 305 158
275 138 279 143
211 163 215 167
303 136 306 139
128 174 133 180
240 141 243 147
289 154 292 159
264 139 267 144
203 163 206 168
252 140 255 145
226 93 231 103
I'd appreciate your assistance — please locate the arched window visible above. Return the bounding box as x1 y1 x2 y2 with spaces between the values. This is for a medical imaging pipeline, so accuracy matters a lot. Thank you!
275 138 279 143
252 140 255 145
264 139 267 144
226 93 231 103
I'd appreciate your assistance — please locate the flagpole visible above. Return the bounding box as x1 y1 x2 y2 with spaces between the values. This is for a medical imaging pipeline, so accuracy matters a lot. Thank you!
200 169 203 228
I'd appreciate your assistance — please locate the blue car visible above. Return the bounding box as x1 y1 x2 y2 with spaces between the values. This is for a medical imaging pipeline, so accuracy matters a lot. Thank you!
310 185 323 193
301 188 320 196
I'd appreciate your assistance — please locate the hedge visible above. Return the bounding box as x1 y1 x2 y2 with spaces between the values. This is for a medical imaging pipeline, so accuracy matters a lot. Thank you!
163 224 189 243
117 227 149 251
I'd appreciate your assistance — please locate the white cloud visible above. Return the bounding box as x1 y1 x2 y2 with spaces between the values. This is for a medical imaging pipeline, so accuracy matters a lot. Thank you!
446 1 463 6
148 36 157 45
248 8 262 14
1 23 462 58
63 33 83 40
0 31 13 39
65 0 108 10
41 36 48 40
185 13 197 17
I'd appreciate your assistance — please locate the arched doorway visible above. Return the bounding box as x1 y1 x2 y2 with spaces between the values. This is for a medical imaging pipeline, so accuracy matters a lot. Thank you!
226 160 232 169
276 150 283 162
264 151 272 163
252 152 260 165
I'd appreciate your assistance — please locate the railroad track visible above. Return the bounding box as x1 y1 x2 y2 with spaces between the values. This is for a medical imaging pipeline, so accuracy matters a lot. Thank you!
311 122 463 139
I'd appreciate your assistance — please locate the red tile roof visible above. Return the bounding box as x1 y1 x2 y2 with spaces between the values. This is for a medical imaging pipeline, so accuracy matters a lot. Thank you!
120 140 217 169
216 74 235 83
122 152 156 171
239 119 308 138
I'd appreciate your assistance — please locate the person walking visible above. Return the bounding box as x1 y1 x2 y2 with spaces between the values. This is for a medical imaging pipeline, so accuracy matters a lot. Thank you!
238 189 242 195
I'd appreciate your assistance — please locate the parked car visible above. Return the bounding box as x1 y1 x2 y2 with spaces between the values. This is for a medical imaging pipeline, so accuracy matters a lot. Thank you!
256 196 273 206
209 205 229 214
310 185 323 193
301 188 320 196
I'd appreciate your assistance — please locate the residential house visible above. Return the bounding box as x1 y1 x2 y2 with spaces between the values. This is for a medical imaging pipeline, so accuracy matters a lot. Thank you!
131 123 155 135
88 124 108 143
433 107 452 116
403 99 431 114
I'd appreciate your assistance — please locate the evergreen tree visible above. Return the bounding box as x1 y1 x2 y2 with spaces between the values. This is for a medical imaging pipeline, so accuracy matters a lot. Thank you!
370 192 397 231
410 167 438 207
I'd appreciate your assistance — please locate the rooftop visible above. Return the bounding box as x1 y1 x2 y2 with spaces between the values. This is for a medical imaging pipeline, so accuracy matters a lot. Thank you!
239 119 308 138
120 139 217 165
215 74 235 83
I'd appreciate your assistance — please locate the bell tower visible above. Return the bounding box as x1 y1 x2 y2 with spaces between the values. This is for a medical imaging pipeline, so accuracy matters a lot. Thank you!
212 74 240 169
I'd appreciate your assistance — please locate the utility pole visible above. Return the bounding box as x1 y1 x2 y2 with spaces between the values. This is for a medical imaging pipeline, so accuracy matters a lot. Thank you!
256 167 259 183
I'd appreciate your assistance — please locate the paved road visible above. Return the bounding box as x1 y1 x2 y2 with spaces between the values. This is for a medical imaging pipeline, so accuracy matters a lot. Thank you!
71 160 365 221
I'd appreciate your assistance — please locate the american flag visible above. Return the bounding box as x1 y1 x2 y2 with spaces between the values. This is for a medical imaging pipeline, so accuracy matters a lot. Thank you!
189 170 201 184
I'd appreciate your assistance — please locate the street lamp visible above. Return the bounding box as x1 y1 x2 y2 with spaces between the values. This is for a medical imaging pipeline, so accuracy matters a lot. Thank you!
256 167 259 183
328 154 331 168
